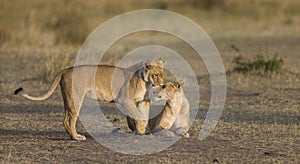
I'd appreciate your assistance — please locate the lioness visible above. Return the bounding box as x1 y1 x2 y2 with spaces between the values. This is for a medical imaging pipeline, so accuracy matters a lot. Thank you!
149 81 190 137
14 58 165 140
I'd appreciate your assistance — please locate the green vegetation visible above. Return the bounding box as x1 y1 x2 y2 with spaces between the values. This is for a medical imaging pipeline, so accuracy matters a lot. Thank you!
231 44 284 73
233 55 283 73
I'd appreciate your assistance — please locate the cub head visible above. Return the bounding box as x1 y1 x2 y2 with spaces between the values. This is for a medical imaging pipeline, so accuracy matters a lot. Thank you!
141 58 165 87
152 81 184 101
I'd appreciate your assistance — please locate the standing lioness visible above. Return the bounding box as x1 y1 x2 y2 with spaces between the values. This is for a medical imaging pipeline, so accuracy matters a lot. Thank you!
14 58 165 140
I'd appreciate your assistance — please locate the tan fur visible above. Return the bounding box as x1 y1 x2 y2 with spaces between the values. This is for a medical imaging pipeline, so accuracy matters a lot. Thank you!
149 81 190 137
15 59 165 140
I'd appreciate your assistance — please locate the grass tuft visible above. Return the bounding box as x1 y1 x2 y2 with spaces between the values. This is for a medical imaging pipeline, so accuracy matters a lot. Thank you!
233 55 283 73
231 44 284 74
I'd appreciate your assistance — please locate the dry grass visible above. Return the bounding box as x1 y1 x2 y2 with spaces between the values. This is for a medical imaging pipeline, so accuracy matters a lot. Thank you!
43 48 75 82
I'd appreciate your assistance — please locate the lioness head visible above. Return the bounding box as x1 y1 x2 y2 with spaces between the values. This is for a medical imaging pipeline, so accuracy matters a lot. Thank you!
153 81 184 101
141 58 165 86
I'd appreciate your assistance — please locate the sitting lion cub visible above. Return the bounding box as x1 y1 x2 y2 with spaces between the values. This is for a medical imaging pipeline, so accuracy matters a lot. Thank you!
149 81 190 137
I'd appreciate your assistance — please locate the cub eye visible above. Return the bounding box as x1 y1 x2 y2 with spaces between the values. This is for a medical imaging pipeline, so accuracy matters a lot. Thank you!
161 85 166 89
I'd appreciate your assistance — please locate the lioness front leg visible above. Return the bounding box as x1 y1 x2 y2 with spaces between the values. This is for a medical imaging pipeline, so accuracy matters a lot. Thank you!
136 101 150 134
127 103 150 134
126 116 148 135
120 99 149 135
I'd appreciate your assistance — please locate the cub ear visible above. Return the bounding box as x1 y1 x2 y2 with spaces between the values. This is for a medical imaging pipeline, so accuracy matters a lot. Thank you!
157 58 166 66
178 80 185 86
176 80 185 89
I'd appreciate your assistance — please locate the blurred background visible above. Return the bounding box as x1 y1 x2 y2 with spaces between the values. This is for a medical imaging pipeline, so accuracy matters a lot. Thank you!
0 0 299 48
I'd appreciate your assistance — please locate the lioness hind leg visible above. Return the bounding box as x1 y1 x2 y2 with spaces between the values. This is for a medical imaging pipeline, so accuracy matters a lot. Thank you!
61 84 86 141
69 112 86 141
62 103 86 140
63 110 71 135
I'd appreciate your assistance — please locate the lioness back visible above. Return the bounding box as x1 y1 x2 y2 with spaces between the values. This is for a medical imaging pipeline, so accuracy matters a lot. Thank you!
61 65 126 102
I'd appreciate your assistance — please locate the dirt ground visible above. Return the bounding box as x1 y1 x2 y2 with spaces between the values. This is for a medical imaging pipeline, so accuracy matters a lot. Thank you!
1 35 299 163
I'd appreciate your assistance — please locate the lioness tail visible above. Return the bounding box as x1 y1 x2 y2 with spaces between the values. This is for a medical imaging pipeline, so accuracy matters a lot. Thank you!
14 70 64 101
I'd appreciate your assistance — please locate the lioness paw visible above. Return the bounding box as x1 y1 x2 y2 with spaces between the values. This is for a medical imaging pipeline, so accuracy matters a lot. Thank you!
72 134 86 141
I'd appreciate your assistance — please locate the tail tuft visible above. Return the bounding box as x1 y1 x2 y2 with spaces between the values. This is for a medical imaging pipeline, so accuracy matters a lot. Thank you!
14 87 23 95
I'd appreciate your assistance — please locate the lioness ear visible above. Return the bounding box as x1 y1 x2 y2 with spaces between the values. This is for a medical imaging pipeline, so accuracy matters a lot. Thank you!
143 61 151 70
